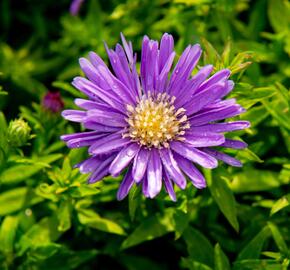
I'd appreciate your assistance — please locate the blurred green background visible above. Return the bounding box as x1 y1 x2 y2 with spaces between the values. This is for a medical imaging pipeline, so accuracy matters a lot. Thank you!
0 0 289 269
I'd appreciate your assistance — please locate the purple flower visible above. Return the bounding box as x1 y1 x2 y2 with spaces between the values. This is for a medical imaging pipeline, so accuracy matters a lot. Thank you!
42 91 64 113
70 0 85 16
61 33 250 201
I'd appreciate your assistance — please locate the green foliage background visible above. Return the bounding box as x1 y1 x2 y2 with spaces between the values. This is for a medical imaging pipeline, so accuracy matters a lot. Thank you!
0 0 289 269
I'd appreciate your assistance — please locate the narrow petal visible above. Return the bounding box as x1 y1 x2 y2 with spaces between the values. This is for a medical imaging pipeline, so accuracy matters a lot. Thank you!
202 148 242 167
163 168 176 201
83 121 122 132
220 139 248 149
184 132 225 147
159 148 187 189
147 149 162 198
159 33 174 71
117 167 135 200
88 132 130 155
88 155 116 183
190 104 245 126
174 153 206 189
132 147 150 183
189 121 251 133
86 109 127 127
171 141 218 169
79 156 103 174
109 143 140 177
61 110 86 122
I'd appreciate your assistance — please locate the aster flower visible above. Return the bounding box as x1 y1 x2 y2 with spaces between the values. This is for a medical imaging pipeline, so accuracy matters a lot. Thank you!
42 91 64 113
61 33 250 201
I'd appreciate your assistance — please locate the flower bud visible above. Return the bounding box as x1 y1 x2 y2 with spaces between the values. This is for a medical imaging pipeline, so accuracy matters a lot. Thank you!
42 91 64 113
7 119 31 147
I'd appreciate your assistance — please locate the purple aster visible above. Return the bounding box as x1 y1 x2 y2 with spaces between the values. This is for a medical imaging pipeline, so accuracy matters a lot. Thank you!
70 0 85 16
61 33 250 201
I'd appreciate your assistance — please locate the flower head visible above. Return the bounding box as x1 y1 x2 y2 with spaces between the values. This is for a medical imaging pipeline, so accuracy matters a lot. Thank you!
61 33 250 201
42 91 64 113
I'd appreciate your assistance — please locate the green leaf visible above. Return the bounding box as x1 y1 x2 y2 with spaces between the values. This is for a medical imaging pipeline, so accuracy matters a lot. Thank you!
0 154 62 185
0 215 19 254
267 222 288 254
78 209 126 236
233 259 282 270
181 258 213 270
128 184 141 222
205 170 239 232
270 194 290 215
262 100 290 131
121 208 184 250
17 216 61 256
268 0 290 33
214 244 231 270
183 227 214 267
0 187 43 216
237 226 271 260
57 200 72 232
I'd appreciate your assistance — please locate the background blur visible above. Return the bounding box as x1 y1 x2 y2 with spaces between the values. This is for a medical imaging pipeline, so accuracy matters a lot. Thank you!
0 0 289 269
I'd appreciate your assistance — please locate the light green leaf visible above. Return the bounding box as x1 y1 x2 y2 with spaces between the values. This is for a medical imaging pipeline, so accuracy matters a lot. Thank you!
270 194 290 215
0 154 62 184
17 216 61 256
206 170 239 232
57 200 72 232
214 244 231 270
0 215 19 254
0 187 43 216
78 209 126 236
128 184 141 222
231 169 286 193
237 226 271 260
268 0 290 33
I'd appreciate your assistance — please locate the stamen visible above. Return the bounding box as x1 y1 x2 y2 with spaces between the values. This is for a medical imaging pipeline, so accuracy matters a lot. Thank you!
124 93 190 148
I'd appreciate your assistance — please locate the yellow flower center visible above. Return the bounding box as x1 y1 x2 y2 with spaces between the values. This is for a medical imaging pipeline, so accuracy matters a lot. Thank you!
124 92 190 148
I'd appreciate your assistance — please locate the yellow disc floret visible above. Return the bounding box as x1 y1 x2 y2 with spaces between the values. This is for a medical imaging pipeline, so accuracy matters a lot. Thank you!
124 92 190 148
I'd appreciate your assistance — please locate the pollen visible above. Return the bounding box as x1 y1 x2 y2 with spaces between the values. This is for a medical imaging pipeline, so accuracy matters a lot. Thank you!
124 92 190 148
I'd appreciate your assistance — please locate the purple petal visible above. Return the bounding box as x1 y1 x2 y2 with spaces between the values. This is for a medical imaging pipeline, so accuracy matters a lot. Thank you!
220 139 248 149
120 33 134 65
169 44 202 96
61 110 86 122
189 121 251 133
159 148 187 189
79 156 103 173
197 69 231 93
170 141 218 169
132 147 150 183
174 64 213 108
202 148 242 167
163 168 176 201
72 77 125 112
61 131 106 148
88 154 116 183
86 109 127 127
109 143 140 177
184 82 228 115
174 153 206 189
159 33 174 72
70 0 85 16
83 121 122 132
88 132 130 155
117 167 135 200
184 132 225 147
189 103 245 126
147 149 162 198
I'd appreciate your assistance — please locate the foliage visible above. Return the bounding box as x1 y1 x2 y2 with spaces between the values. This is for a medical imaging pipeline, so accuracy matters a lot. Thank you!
0 0 289 269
